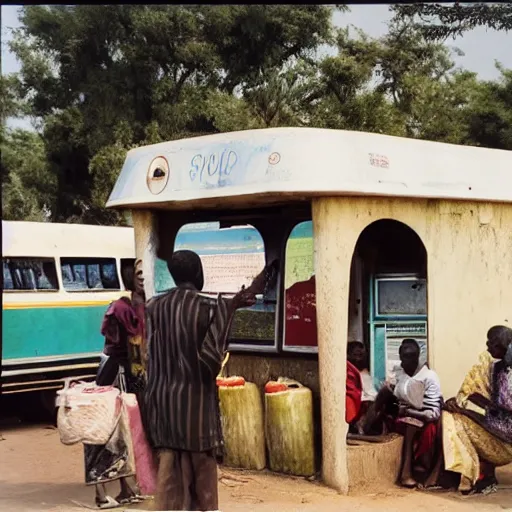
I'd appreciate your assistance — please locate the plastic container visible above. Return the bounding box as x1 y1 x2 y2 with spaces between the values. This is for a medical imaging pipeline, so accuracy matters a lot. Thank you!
265 378 315 477
217 376 266 470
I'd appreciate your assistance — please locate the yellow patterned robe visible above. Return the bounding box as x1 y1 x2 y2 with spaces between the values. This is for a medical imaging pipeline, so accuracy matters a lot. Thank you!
443 351 512 490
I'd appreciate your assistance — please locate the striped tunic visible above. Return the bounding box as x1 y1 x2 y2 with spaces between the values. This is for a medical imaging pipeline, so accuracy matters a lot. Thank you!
144 285 233 452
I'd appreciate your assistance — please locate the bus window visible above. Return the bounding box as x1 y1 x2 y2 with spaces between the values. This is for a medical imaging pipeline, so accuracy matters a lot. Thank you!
2 258 59 291
3 261 14 289
100 261 120 289
61 258 120 291
86 264 102 289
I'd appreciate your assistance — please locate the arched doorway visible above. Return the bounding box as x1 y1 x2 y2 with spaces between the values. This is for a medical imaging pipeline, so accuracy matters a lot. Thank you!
347 219 428 387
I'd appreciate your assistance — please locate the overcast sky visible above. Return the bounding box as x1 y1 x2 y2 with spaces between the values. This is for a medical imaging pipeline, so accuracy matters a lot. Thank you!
2 4 511 130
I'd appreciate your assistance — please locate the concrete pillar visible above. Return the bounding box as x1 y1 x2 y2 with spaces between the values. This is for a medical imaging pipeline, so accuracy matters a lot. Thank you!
131 209 157 300
312 197 354 494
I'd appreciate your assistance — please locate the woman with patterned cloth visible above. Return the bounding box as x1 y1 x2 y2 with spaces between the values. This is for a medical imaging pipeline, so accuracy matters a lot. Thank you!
83 259 147 509
443 325 512 495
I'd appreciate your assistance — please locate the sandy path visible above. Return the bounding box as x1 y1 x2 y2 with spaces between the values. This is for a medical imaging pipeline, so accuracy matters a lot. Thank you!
2 422 512 512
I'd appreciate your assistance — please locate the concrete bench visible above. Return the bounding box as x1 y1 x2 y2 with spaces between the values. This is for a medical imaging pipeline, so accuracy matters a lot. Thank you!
347 433 403 492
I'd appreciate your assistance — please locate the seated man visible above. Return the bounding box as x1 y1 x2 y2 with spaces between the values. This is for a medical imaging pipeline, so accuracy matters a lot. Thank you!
363 339 443 488
347 342 377 433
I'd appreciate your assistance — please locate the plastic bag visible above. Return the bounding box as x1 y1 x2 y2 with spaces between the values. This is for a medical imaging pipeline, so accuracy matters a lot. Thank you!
394 376 425 410
121 393 157 495
57 378 121 446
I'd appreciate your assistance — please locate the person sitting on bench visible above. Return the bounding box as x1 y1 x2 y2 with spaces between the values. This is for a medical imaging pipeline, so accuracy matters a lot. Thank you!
363 339 443 488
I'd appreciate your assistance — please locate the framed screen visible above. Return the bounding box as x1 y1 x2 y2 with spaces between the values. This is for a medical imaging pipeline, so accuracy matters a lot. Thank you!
375 276 427 317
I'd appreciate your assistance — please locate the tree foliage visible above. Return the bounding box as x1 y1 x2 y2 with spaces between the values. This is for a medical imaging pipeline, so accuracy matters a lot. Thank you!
391 3 512 40
1 128 54 222
2 5 511 224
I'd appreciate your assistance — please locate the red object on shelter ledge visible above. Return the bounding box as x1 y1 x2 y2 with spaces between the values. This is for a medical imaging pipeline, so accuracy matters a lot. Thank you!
265 381 289 394
216 376 246 387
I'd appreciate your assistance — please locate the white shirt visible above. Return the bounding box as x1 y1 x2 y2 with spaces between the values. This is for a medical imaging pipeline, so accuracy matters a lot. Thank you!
393 364 442 421
360 369 378 402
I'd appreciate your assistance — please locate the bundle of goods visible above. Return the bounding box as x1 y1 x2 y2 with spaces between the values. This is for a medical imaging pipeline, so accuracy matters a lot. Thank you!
394 376 425 410
56 378 156 496
265 378 315 477
216 375 266 470
121 393 158 495
56 379 121 446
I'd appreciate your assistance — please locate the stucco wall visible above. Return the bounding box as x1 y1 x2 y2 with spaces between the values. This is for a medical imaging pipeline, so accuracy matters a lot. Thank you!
314 197 512 398
312 196 512 491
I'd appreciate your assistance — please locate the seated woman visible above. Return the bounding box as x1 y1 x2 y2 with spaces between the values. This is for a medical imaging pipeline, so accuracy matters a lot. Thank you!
363 339 443 488
347 342 377 433
346 359 363 432
443 325 512 495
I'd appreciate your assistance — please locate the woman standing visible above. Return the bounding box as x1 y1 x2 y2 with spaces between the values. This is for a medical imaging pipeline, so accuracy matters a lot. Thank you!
83 259 147 509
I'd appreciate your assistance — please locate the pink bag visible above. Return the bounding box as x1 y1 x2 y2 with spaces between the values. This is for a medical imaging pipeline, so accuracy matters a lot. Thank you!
121 393 158 495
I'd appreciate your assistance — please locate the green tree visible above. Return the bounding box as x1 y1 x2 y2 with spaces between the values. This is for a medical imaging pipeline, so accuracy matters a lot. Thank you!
307 23 475 142
6 4 512 225
373 20 472 141
391 3 512 40
306 27 404 134
0 74 25 124
461 65 512 150
1 129 55 221
10 5 336 224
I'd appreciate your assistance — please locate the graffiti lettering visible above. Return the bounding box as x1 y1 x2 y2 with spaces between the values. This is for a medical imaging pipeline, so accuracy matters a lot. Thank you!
369 153 389 169
190 149 238 183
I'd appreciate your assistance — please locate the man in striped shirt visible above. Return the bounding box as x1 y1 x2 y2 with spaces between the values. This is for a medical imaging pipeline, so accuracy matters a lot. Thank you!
144 250 273 511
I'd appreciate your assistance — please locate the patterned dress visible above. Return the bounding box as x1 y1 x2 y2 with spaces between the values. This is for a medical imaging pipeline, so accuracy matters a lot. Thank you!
443 351 512 490
83 297 145 486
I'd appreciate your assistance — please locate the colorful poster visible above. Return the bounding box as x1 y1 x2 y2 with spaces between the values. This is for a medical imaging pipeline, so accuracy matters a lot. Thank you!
283 222 317 348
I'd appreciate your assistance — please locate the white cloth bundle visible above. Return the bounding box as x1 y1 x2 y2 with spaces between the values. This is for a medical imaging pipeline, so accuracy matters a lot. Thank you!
394 375 425 410
57 379 121 446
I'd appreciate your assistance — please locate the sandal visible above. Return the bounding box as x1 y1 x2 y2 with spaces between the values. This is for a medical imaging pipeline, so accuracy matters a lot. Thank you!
115 493 145 505
461 481 498 497
95 496 121 509
400 479 418 489
417 484 444 491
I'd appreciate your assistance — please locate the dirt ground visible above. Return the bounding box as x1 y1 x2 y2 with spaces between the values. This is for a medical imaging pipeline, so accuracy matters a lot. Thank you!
2 419 512 512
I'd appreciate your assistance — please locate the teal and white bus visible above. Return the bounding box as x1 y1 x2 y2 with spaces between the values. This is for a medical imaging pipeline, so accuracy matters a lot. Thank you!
1 221 135 404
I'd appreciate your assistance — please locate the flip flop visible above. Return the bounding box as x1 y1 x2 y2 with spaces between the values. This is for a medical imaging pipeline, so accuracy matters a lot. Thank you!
70 496 120 510
461 484 498 497
417 484 444 492
132 494 152 502
115 493 146 505
115 497 131 505
97 496 121 509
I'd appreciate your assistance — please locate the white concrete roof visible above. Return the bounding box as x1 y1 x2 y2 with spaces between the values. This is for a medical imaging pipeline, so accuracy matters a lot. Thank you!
2 221 134 258
106 127 512 210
